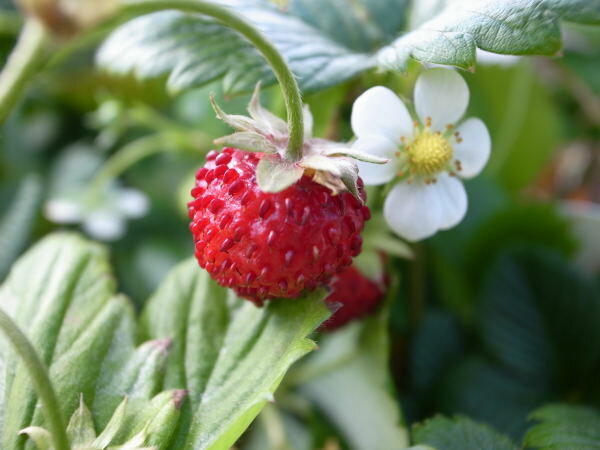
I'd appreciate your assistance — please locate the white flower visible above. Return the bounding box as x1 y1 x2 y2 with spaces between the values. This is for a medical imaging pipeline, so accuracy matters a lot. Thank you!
476 49 520 67
46 185 149 241
45 144 149 241
351 68 491 241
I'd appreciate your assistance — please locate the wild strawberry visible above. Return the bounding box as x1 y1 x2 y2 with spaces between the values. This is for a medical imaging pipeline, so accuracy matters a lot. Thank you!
189 85 388 304
321 265 384 330
189 148 370 304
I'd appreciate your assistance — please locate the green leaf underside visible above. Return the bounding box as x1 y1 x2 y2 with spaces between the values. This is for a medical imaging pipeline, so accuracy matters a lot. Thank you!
524 404 600 449
378 0 600 71
140 259 329 449
97 3 373 94
0 234 328 450
413 415 517 450
98 0 599 94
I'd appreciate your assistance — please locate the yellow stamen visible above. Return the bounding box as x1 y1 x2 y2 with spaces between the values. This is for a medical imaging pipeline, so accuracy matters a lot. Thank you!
406 130 453 177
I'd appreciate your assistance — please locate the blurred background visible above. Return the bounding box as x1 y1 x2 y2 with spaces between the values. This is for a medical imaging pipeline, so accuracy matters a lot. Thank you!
0 0 599 448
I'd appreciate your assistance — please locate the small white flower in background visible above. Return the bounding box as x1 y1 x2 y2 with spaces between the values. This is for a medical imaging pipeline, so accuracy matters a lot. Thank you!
46 185 149 241
351 68 491 241
45 144 149 241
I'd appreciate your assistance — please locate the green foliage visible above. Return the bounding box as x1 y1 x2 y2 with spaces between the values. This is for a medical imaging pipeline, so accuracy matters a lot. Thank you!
0 174 42 280
297 307 409 450
412 415 517 450
434 248 600 439
468 63 564 191
464 203 577 284
0 234 328 449
141 259 329 449
97 2 377 94
524 404 600 449
98 0 599 94
409 310 464 404
379 0 600 71
481 249 600 386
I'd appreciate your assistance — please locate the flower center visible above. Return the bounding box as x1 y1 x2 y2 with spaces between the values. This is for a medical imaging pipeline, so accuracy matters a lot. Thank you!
406 131 453 176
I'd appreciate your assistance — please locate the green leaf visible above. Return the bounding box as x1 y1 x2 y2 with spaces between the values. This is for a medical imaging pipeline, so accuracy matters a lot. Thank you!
436 249 600 440
0 174 42 280
97 3 375 94
298 310 409 450
67 396 97 446
410 310 464 400
480 249 600 386
378 0 600 71
92 338 172 429
412 415 517 450
116 390 187 448
439 358 546 440
0 233 134 449
140 259 329 450
93 397 129 448
524 404 600 449
256 156 304 193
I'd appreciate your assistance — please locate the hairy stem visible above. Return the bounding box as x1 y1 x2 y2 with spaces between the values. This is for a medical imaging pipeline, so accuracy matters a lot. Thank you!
0 19 49 125
120 0 305 161
0 309 70 450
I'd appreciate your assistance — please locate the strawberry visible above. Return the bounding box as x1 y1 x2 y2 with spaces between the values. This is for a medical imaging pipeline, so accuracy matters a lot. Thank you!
321 265 384 330
189 148 370 304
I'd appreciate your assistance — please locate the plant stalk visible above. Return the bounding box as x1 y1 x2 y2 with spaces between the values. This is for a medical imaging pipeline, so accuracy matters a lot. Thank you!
0 19 48 125
0 309 70 450
120 0 305 161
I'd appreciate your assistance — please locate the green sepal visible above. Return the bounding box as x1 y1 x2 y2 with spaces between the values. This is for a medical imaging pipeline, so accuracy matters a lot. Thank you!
92 397 129 448
214 132 277 153
256 155 304 193
320 145 389 164
209 95 262 135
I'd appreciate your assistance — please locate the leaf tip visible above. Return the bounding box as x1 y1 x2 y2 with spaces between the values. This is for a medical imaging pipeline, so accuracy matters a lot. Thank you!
173 389 188 410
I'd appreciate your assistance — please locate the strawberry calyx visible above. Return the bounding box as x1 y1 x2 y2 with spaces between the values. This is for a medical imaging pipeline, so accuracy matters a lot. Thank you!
210 84 388 201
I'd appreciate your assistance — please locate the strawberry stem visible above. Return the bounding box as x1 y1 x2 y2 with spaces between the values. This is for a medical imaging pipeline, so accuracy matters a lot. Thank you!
0 308 71 450
120 0 305 161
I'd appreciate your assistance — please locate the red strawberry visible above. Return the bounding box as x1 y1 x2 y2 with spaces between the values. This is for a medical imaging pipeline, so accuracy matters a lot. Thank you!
189 148 370 305
321 265 384 330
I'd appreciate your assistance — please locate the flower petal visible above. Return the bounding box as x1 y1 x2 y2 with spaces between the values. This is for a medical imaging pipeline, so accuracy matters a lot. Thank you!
352 135 398 185
383 181 442 242
351 86 414 142
434 173 467 230
415 68 469 131
45 198 82 223
454 118 491 178
83 211 126 241
117 188 150 218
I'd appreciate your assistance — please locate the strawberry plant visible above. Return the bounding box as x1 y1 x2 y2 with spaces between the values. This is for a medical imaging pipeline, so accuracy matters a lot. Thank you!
0 1 598 449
